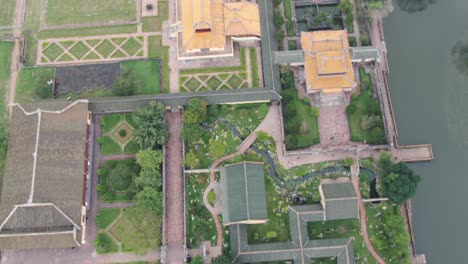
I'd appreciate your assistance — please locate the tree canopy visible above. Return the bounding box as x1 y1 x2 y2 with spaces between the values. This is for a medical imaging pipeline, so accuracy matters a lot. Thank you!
133 101 169 149
191 255 204 264
135 187 163 215
379 153 421 204
183 98 208 143
136 149 163 170
112 68 139 96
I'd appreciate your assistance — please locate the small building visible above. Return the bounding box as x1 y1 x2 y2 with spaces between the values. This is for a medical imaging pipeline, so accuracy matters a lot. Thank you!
300 30 356 97
320 179 359 220
178 0 261 59
0 101 91 250
220 162 267 225
229 178 359 263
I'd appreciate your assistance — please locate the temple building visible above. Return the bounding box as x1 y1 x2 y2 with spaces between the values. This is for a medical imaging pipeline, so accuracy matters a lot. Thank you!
177 0 261 59
300 30 356 96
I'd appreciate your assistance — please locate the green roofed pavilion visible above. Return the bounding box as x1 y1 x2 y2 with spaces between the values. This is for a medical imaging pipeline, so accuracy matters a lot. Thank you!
220 162 268 225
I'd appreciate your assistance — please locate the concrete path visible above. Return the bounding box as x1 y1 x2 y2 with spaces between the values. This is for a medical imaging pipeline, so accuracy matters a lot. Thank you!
164 111 185 263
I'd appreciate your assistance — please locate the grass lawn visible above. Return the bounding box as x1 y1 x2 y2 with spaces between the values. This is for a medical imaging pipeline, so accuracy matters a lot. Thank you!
247 175 291 244
45 0 137 26
366 202 411 263
109 206 162 254
15 67 55 103
124 113 138 128
101 114 122 133
186 173 217 247
96 208 121 229
281 68 320 149
0 41 13 198
95 233 119 254
122 60 161 94
97 159 139 202
307 219 377 263
0 42 12 115
98 136 123 155
55 89 113 100
0 0 16 27
249 48 260 88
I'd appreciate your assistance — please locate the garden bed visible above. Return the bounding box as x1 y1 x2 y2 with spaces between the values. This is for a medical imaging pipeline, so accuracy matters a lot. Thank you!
98 113 140 155
346 68 386 145
97 159 140 202
185 173 217 247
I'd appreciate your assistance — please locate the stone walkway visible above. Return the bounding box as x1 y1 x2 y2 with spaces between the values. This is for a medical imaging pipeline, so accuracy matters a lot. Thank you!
164 111 185 263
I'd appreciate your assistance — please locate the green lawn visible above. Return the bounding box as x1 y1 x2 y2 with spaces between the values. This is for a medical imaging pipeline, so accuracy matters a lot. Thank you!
124 113 138 128
307 219 377 263
96 208 121 229
0 42 12 115
95 233 119 254
346 68 386 145
0 0 16 27
281 68 320 150
249 48 260 88
109 206 162 254
45 0 137 26
98 136 122 155
101 114 122 133
122 60 161 94
186 173 217 247
97 159 139 202
366 203 411 264
142 1 168 32
15 67 55 103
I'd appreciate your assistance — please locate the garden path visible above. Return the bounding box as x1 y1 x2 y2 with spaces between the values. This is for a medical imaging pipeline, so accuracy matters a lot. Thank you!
350 160 386 264
164 111 185 263
7 0 26 112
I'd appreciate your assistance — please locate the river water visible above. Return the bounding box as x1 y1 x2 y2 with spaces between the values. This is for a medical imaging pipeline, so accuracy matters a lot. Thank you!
384 0 468 262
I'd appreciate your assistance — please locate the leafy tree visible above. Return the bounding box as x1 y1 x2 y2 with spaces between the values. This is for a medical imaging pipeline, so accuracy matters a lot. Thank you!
35 84 53 99
135 187 163 215
305 10 333 29
191 255 204 264
274 10 285 28
338 0 353 14
359 114 381 130
367 1 384 9
368 126 386 144
133 101 169 149
184 149 199 169
396 0 436 13
372 208 410 260
112 68 138 96
183 123 203 143
136 149 163 170
379 156 421 204
345 12 354 28
451 41 468 76
135 168 162 189
344 157 355 167
208 139 226 159
275 28 285 42
184 98 208 124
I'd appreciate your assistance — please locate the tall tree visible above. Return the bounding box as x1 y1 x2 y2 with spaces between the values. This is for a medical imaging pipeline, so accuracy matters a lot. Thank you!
135 187 163 215
133 101 169 149
135 168 162 190
136 149 163 170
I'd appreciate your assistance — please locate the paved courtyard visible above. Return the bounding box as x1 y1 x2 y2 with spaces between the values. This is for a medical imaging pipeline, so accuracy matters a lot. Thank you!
317 105 351 147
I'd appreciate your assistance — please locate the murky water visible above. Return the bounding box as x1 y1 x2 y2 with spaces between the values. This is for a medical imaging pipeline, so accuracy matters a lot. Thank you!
384 0 468 262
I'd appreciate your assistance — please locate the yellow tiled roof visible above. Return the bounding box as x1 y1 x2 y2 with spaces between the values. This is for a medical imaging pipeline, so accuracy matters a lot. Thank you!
181 0 261 52
182 0 226 51
223 2 261 37
301 30 355 93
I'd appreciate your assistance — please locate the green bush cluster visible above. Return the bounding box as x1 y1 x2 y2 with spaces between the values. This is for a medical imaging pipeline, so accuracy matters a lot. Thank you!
280 67 320 149
134 149 164 216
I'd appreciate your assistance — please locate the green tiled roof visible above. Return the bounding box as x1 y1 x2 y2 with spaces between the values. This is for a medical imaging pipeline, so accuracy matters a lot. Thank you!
221 162 268 224
322 182 357 199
